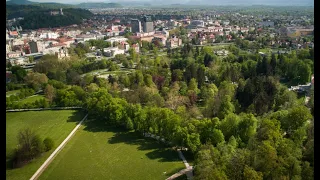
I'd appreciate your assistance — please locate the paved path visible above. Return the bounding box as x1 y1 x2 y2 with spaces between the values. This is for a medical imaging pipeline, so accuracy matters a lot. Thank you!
29 114 88 180
178 150 190 168
166 167 193 180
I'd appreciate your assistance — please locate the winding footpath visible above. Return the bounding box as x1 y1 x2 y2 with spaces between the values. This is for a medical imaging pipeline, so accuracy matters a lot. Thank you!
166 149 193 180
29 114 88 180
142 133 193 180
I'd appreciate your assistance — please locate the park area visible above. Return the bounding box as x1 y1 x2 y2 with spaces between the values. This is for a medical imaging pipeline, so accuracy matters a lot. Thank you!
39 119 186 180
6 110 86 180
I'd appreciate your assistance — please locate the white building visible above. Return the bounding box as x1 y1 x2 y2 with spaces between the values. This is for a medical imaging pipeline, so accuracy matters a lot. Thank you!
39 32 59 39
7 51 22 58
105 37 128 44
6 44 12 53
103 47 125 57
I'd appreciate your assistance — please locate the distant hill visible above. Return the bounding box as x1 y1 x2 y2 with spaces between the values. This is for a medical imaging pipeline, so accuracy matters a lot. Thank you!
7 4 93 30
6 0 36 5
76 3 122 9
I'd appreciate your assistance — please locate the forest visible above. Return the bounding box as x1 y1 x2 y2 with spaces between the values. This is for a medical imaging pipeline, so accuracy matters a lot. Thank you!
6 5 93 29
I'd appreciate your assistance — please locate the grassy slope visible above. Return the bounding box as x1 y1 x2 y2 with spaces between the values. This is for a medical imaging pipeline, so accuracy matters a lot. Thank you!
6 110 86 180
39 119 185 180
6 90 20 97
19 95 45 104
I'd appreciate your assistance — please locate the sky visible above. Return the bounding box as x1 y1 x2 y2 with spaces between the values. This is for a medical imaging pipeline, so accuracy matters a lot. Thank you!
8 0 314 6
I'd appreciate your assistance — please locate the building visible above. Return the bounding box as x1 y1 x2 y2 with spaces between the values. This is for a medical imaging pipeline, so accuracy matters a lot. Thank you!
259 21 275 27
103 47 125 57
75 34 97 42
143 16 154 33
6 44 11 53
7 51 22 58
166 36 182 48
131 19 142 33
39 32 59 39
105 37 128 45
50 8 63 16
190 20 205 28
57 47 69 59
28 40 39 53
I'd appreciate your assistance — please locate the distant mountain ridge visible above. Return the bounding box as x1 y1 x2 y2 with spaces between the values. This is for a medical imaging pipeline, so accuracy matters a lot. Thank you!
6 0 36 5
6 0 313 8
76 3 122 9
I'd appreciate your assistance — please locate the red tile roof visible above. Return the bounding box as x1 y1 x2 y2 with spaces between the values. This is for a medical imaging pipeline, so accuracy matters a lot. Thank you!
51 43 67 47
9 31 18 36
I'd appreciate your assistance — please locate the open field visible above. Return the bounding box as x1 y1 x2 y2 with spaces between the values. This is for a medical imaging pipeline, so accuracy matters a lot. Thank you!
6 110 86 180
39 119 185 180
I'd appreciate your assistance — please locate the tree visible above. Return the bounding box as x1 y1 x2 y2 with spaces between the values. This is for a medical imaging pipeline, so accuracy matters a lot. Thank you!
238 113 258 144
218 95 235 119
43 137 54 152
253 140 279 179
10 66 27 82
118 74 130 87
29 56 34 63
197 65 206 88
255 119 282 146
186 133 201 153
270 54 277 75
211 129 225 146
13 128 45 168
188 78 200 94
44 84 55 103
24 72 48 91
219 113 240 140
281 106 312 135
226 149 251 180
243 165 263 180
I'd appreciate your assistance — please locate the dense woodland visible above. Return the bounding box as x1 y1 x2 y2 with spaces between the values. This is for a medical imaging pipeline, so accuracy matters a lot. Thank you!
6 40 314 179
7 5 93 29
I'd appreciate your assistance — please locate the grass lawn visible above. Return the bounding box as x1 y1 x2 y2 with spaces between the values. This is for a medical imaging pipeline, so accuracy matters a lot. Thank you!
259 48 272 54
39 119 186 180
6 110 86 180
18 95 46 104
6 90 20 97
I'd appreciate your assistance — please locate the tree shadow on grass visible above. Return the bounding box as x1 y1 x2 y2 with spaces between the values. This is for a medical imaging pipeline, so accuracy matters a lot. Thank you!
108 131 181 163
66 110 87 123
81 119 182 163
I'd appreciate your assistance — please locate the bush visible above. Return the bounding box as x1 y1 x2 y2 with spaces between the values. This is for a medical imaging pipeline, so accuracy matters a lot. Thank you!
43 137 54 152
12 128 45 168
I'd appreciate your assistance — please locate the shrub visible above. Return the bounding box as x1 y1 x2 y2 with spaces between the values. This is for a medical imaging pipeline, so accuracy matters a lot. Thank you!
43 137 54 152
12 128 45 168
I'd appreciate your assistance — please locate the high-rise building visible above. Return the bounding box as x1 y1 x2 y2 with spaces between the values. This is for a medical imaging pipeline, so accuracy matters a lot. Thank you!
143 16 154 33
28 40 38 53
131 19 142 33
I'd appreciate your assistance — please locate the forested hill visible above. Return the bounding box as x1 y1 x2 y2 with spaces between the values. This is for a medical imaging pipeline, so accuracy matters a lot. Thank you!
6 0 36 5
7 5 93 30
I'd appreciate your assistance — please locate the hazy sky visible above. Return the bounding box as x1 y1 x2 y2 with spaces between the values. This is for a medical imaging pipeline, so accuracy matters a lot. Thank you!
8 0 314 6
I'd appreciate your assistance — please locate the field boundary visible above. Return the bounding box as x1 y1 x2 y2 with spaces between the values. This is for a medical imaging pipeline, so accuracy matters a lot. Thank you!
6 107 84 112
29 113 88 180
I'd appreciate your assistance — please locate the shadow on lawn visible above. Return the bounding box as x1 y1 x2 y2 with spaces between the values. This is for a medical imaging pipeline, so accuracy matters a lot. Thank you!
66 110 87 123
82 119 181 163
